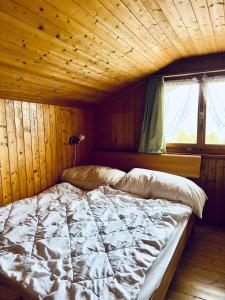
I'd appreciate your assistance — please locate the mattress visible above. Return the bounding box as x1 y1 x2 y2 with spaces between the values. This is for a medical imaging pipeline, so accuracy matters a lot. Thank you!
0 183 192 300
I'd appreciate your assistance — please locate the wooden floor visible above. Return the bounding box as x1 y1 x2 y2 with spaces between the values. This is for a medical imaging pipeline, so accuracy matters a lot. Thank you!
166 223 225 300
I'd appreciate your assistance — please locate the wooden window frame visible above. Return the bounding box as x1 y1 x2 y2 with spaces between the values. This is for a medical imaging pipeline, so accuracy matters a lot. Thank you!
165 74 225 155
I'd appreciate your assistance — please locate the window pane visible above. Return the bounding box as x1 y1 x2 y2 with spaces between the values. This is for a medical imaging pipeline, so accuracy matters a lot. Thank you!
204 79 225 145
164 80 200 144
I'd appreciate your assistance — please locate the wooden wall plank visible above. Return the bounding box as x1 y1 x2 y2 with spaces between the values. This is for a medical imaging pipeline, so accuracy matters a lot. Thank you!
30 102 41 195
22 102 34 197
0 100 12 205
14 100 27 199
5 100 20 201
37 103 47 191
61 107 68 170
43 104 53 187
49 105 58 183
55 106 64 176
0 99 93 205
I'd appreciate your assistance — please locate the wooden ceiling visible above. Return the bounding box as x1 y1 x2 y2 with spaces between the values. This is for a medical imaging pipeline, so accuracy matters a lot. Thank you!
0 0 224 104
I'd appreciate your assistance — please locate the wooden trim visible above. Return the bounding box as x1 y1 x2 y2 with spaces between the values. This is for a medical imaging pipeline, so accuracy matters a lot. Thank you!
163 69 225 79
149 214 196 300
202 154 225 159
91 150 202 178
167 145 225 155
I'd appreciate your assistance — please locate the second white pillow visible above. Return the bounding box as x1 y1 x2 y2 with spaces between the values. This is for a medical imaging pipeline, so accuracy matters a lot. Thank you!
114 168 207 218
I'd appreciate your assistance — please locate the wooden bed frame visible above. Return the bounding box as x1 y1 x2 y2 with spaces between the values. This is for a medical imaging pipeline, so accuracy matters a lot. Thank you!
149 214 196 300
91 150 201 300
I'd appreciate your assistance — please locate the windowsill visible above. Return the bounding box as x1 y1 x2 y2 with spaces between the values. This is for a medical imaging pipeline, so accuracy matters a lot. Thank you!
167 149 225 159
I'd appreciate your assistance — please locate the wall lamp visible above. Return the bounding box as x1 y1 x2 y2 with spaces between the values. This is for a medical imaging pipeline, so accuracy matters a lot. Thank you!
69 134 85 145
69 134 86 166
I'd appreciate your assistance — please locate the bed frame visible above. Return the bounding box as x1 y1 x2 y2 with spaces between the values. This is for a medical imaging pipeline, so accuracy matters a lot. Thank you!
91 150 201 300
149 214 196 300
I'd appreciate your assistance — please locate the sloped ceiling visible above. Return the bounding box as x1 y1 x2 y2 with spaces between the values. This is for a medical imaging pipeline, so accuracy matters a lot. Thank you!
0 0 224 104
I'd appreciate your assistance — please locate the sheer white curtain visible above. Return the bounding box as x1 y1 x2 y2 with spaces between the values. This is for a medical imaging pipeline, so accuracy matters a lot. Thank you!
203 76 225 144
164 78 199 143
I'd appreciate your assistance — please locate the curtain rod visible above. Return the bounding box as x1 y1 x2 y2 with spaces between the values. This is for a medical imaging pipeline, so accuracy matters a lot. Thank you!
163 68 225 78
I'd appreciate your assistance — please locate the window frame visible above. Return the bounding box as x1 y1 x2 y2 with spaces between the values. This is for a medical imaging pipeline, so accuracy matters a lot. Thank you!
164 73 225 155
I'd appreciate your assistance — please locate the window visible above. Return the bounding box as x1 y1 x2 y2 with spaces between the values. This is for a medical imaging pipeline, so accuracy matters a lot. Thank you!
164 75 225 154
204 78 225 145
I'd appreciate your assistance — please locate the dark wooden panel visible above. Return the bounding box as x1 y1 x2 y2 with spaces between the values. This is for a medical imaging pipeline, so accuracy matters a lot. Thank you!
199 158 225 226
95 80 146 151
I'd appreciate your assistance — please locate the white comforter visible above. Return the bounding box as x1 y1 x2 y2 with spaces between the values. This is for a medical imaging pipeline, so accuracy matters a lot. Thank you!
0 183 192 300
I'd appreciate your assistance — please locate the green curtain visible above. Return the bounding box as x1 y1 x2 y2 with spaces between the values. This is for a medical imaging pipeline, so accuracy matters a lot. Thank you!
138 76 166 153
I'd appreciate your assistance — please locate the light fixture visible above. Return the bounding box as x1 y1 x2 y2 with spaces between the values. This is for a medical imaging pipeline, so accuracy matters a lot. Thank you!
69 134 86 166
69 134 85 145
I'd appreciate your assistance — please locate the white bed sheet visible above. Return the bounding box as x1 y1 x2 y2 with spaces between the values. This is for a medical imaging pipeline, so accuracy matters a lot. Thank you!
137 214 191 300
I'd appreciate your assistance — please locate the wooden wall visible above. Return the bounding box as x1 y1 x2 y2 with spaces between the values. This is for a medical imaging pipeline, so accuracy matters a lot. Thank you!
0 99 93 206
94 55 225 225
95 81 147 151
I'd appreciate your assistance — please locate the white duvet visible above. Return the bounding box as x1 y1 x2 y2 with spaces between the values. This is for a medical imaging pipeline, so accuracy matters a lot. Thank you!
0 183 192 300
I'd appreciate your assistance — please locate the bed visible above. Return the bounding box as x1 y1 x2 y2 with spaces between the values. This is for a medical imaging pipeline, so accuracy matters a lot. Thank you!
0 152 206 300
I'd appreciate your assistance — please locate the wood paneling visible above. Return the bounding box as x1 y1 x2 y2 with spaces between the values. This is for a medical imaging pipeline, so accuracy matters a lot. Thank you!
0 99 93 205
200 158 225 226
0 1 225 104
95 81 146 150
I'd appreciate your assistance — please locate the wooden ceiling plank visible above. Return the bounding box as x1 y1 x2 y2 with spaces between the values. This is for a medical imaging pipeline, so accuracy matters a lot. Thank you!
0 2 153 91
73 0 164 68
0 63 111 96
0 76 105 101
0 13 112 79
121 0 181 59
0 0 222 104
0 33 142 96
49 0 156 73
155 0 200 55
172 0 209 54
190 0 218 53
0 90 98 104
0 30 137 92
12 0 143 75
207 0 225 52
97 0 173 63
0 43 115 95
0 2 126 77
140 0 189 56
0 71 108 99
43 0 153 74
0 57 136 101
0 37 115 93
1 3 147 86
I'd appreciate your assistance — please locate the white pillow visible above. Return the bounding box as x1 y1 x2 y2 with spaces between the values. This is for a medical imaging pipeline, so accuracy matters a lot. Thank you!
115 168 207 218
61 165 126 190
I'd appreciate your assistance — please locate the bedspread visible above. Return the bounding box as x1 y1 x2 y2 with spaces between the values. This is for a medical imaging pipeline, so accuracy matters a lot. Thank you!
0 183 192 300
